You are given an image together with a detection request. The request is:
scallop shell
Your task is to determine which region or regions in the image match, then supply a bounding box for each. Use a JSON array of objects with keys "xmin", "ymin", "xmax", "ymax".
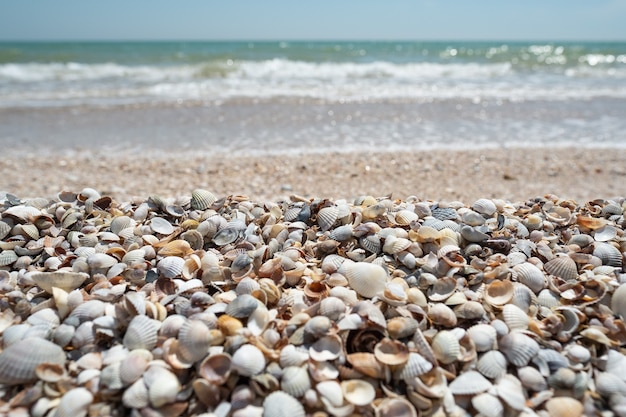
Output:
[
  {"xmin": 501, "ymin": 303, "xmax": 529, "ymax": 331},
  {"xmin": 54, "ymin": 387, "xmax": 93, "ymax": 417},
  {"xmin": 499, "ymin": 332, "xmax": 539, "ymax": 367},
  {"xmin": 232, "ymin": 344, "xmax": 266, "ymax": 377},
  {"xmin": 431, "ymin": 330, "xmax": 460, "ymax": 365},
  {"xmin": 123, "ymin": 378, "xmax": 150, "ymax": 409},
  {"xmin": 341, "ymin": 379, "xmax": 376, "ymax": 406},
  {"xmin": 0, "ymin": 337, "xmax": 66, "ymax": 385},
  {"xmin": 343, "ymin": 261, "xmax": 388, "ymax": 298},
  {"xmin": 145, "ymin": 365, "xmax": 181, "ymax": 408},
  {"xmin": 472, "ymin": 198, "xmax": 497, "ymax": 216},
  {"xmin": 397, "ymin": 352, "xmax": 433, "ymax": 379},
  {"xmin": 0, "ymin": 250, "xmax": 18, "ymax": 266},
  {"xmin": 225, "ymin": 293, "xmax": 259, "ymax": 318},
  {"xmin": 467, "ymin": 324, "xmax": 497, "ymax": 352},
  {"xmin": 593, "ymin": 242, "xmax": 623, "ymax": 267},
  {"xmin": 495, "ymin": 374, "xmax": 526, "ymax": 410},
  {"xmin": 544, "ymin": 255, "xmax": 578, "ymax": 280},
  {"xmin": 595, "ymin": 372, "xmax": 626, "ymax": 397},
  {"xmin": 262, "ymin": 390, "xmax": 305, "ymax": 417},
  {"xmin": 427, "ymin": 302, "xmax": 457, "ymax": 328},
  {"xmin": 476, "ymin": 350, "xmax": 508, "ymax": 379},
  {"xmin": 319, "ymin": 296, "xmax": 347, "ymax": 321},
  {"xmin": 395, "ymin": 209, "xmax": 419, "ymax": 226},
  {"xmin": 279, "ymin": 344, "xmax": 310, "ymax": 368},
  {"xmin": 123, "ymin": 315, "xmax": 159, "ymax": 351},
  {"xmin": 213, "ymin": 225, "xmax": 242, "ymax": 246},
  {"xmin": 280, "ymin": 366, "xmax": 311, "ymax": 398},
  {"xmin": 119, "ymin": 350, "xmax": 151, "ymax": 386},
  {"xmin": 157, "ymin": 256, "xmax": 185, "ymax": 278},
  {"xmin": 387, "ymin": 316, "xmax": 418, "ymax": 340},
  {"xmin": 449, "ymin": 370, "xmax": 493, "ymax": 395},
  {"xmin": 177, "ymin": 319, "xmax": 212, "ymax": 363},
  {"xmin": 318, "ymin": 206, "xmax": 339, "ymax": 232},
  {"xmin": 471, "ymin": 393, "xmax": 503, "ymax": 417},
  {"xmin": 191, "ymin": 189, "xmax": 217, "ymax": 210},
  {"xmin": 513, "ymin": 262, "xmax": 545, "ymax": 294},
  {"xmin": 0, "ymin": 221, "xmax": 11, "ymax": 240}
]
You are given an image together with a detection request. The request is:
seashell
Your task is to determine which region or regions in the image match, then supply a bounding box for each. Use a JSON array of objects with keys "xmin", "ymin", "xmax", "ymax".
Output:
[
  {"xmin": 329, "ymin": 224, "xmax": 354, "ymax": 241},
  {"xmin": 123, "ymin": 315, "xmax": 159, "ymax": 351},
  {"xmin": 544, "ymin": 255, "xmax": 578, "ymax": 280},
  {"xmin": 431, "ymin": 330, "xmax": 460, "ymax": 365},
  {"xmin": 612, "ymin": 283, "xmax": 626, "ymax": 321},
  {"xmin": 449, "ymin": 370, "xmax": 492, "ymax": 395},
  {"xmin": 501, "ymin": 303, "xmax": 529, "ymax": 330},
  {"xmin": 54, "ymin": 387, "xmax": 93, "ymax": 417},
  {"xmin": 280, "ymin": 366, "xmax": 311, "ymax": 398},
  {"xmin": 232, "ymin": 344, "xmax": 266, "ymax": 377},
  {"xmin": 595, "ymin": 372, "xmax": 626, "ymax": 397},
  {"xmin": 123, "ymin": 378, "xmax": 149, "ymax": 409},
  {"xmin": 513, "ymin": 262, "xmax": 545, "ymax": 294},
  {"xmin": 460, "ymin": 225, "xmax": 489, "ymax": 242},
  {"xmin": 427, "ymin": 302, "xmax": 457, "ymax": 328},
  {"xmin": 157, "ymin": 256, "xmax": 185, "ymax": 278},
  {"xmin": 412, "ymin": 225, "xmax": 440, "ymax": 243},
  {"xmin": 430, "ymin": 206, "xmax": 458, "ymax": 221},
  {"xmin": 119, "ymin": 349, "xmax": 151, "ymax": 386},
  {"xmin": 360, "ymin": 234, "xmax": 382, "ymax": 254},
  {"xmin": 0, "ymin": 250, "xmax": 18, "ymax": 266},
  {"xmin": 472, "ymin": 198, "xmax": 497, "ymax": 216},
  {"xmin": 0, "ymin": 220, "xmax": 11, "ymax": 240},
  {"xmin": 144, "ymin": 365, "xmax": 181, "ymax": 408},
  {"xmin": 427, "ymin": 276, "xmax": 457, "ymax": 302},
  {"xmin": 375, "ymin": 397, "xmax": 418, "ymax": 417},
  {"xmin": 499, "ymin": 332, "xmax": 539, "ymax": 367},
  {"xmin": 383, "ymin": 235, "xmax": 412, "ymax": 255},
  {"xmin": 177, "ymin": 319, "xmax": 211, "ymax": 363},
  {"xmin": 316, "ymin": 380, "xmax": 344, "ymax": 409},
  {"xmin": 0, "ymin": 337, "xmax": 66, "ymax": 385},
  {"xmin": 467, "ymin": 324, "xmax": 497, "ymax": 352},
  {"xmin": 374, "ymin": 338, "xmax": 409, "ymax": 366},
  {"xmin": 262, "ymin": 390, "xmax": 305, "ymax": 417},
  {"xmin": 213, "ymin": 224, "xmax": 244, "ymax": 246},
  {"xmin": 495, "ymin": 374, "xmax": 526, "ymax": 411},
  {"xmin": 318, "ymin": 206, "xmax": 339, "ymax": 232},
  {"xmin": 387, "ymin": 316, "xmax": 418, "ymax": 340},
  {"xmin": 68, "ymin": 299, "xmax": 106, "ymax": 323},
  {"xmin": 397, "ymin": 352, "xmax": 433, "ymax": 379},
  {"xmin": 343, "ymin": 261, "xmax": 388, "ymax": 298},
  {"xmin": 341, "ymin": 379, "xmax": 376, "ymax": 406},
  {"xmin": 594, "ymin": 224, "xmax": 617, "ymax": 242},
  {"xmin": 199, "ymin": 352, "xmax": 232, "ymax": 385},
  {"xmin": 544, "ymin": 397, "xmax": 584, "ymax": 417},
  {"xmin": 483, "ymin": 279, "xmax": 514, "ymax": 307},
  {"xmin": 310, "ymin": 335, "xmax": 343, "ymax": 362},
  {"xmin": 226, "ymin": 293, "xmax": 259, "ymax": 318},
  {"xmin": 346, "ymin": 352, "xmax": 386, "ymax": 379},
  {"xmin": 476, "ymin": 350, "xmax": 507, "ymax": 379},
  {"xmin": 157, "ymin": 239, "xmax": 193, "ymax": 257},
  {"xmin": 150, "ymin": 216, "xmax": 175, "ymax": 235},
  {"xmin": 471, "ymin": 393, "xmax": 503, "ymax": 417},
  {"xmin": 319, "ymin": 296, "xmax": 347, "ymax": 321},
  {"xmin": 517, "ymin": 366, "xmax": 547, "ymax": 391},
  {"xmin": 593, "ymin": 242, "xmax": 623, "ymax": 267},
  {"xmin": 454, "ymin": 300, "xmax": 486, "ymax": 321},
  {"xmin": 191, "ymin": 188, "xmax": 217, "ymax": 210},
  {"xmin": 279, "ymin": 344, "xmax": 310, "ymax": 368}
]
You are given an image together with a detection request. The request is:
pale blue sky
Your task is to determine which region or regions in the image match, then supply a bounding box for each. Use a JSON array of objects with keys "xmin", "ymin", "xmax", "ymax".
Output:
[{"xmin": 1, "ymin": 0, "xmax": 624, "ymax": 41}]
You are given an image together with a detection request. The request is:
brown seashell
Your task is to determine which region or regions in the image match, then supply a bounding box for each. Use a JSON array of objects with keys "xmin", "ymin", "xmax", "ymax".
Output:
[
  {"xmin": 544, "ymin": 397, "xmax": 584, "ymax": 417},
  {"xmin": 483, "ymin": 279, "xmax": 514, "ymax": 307},
  {"xmin": 157, "ymin": 239, "xmax": 193, "ymax": 257},
  {"xmin": 576, "ymin": 215, "xmax": 608, "ymax": 230},
  {"xmin": 374, "ymin": 338, "xmax": 410, "ymax": 366}
]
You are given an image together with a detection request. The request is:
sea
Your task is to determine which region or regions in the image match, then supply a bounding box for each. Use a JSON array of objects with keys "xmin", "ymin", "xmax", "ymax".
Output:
[{"xmin": 1, "ymin": 40, "xmax": 625, "ymax": 155}]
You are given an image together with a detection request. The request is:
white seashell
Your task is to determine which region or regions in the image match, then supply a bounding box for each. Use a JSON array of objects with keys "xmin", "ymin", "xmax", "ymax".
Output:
[
  {"xmin": 177, "ymin": 319, "xmax": 212, "ymax": 363},
  {"xmin": 225, "ymin": 293, "xmax": 259, "ymax": 318},
  {"xmin": 87, "ymin": 252, "xmax": 118, "ymax": 271},
  {"xmin": 0, "ymin": 250, "xmax": 18, "ymax": 266},
  {"xmin": 121, "ymin": 248, "xmax": 145, "ymax": 265},
  {"xmin": 343, "ymin": 261, "xmax": 388, "ymax": 298},
  {"xmin": 593, "ymin": 242, "xmax": 623, "ymax": 267},
  {"xmin": 318, "ymin": 206, "xmax": 339, "ymax": 231},
  {"xmin": 471, "ymin": 393, "xmax": 503, "ymax": 417},
  {"xmin": 513, "ymin": 262, "xmax": 545, "ymax": 294},
  {"xmin": 319, "ymin": 296, "xmax": 347, "ymax": 320},
  {"xmin": 329, "ymin": 224, "xmax": 354, "ymax": 241},
  {"xmin": 310, "ymin": 335, "xmax": 343, "ymax": 362},
  {"xmin": 594, "ymin": 225, "xmax": 617, "ymax": 242},
  {"xmin": 198, "ymin": 353, "xmax": 232, "ymax": 385},
  {"xmin": 448, "ymin": 370, "xmax": 492, "ymax": 395},
  {"xmin": 279, "ymin": 344, "xmax": 310, "ymax": 368},
  {"xmin": 123, "ymin": 315, "xmax": 159, "ymax": 351},
  {"xmin": 262, "ymin": 390, "xmax": 305, "ymax": 417},
  {"xmin": 375, "ymin": 397, "xmax": 418, "ymax": 417},
  {"xmin": 544, "ymin": 397, "xmax": 584, "ymax": 417},
  {"xmin": 397, "ymin": 352, "xmax": 433, "ymax": 379},
  {"xmin": 145, "ymin": 365, "xmax": 181, "ymax": 408},
  {"xmin": 472, "ymin": 198, "xmax": 497, "ymax": 216},
  {"xmin": 54, "ymin": 387, "xmax": 93, "ymax": 417},
  {"xmin": 29, "ymin": 271, "xmax": 89, "ymax": 294},
  {"xmin": 595, "ymin": 372, "xmax": 626, "ymax": 397},
  {"xmin": 122, "ymin": 378, "xmax": 149, "ymax": 409},
  {"xmin": 476, "ymin": 350, "xmax": 507, "ymax": 379},
  {"xmin": 191, "ymin": 189, "xmax": 217, "ymax": 210},
  {"xmin": 427, "ymin": 303, "xmax": 457, "ymax": 328},
  {"xmin": 232, "ymin": 344, "xmax": 266, "ymax": 377},
  {"xmin": 502, "ymin": 303, "xmax": 529, "ymax": 331},
  {"xmin": 236, "ymin": 276, "xmax": 261, "ymax": 295},
  {"xmin": 467, "ymin": 324, "xmax": 497, "ymax": 352},
  {"xmin": 612, "ymin": 283, "xmax": 626, "ymax": 321},
  {"xmin": 0, "ymin": 337, "xmax": 66, "ymax": 385},
  {"xmin": 544, "ymin": 255, "xmax": 578, "ymax": 280},
  {"xmin": 517, "ymin": 366, "xmax": 547, "ymax": 391},
  {"xmin": 150, "ymin": 216, "xmax": 175, "ymax": 235},
  {"xmin": 341, "ymin": 379, "xmax": 376, "ymax": 406},
  {"xmin": 431, "ymin": 330, "xmax": 460, "ymax": 365},
  {"xmin": 316, "ymin": 380, "xmax": 344, "ymax": 408},
  {"xmin": 119, "ymin": 349, "xmax": 151, "ymax": 386},
  {"xmin": 157, "ymin": 256, "xmax": 185, "ymax": 278},
  {"xmin": 281, "ymin": 366, "xmax": 311, "ymax": 398},
  {"xmin": 537, "ymin": 288, "xmax": 560, "ymax": 308},
  {"xmin": 499, "ymin": 332, "xmax": 539, "ymax": 367},
  {"xmin": 495, "ymin": 374, "xmax": 526, "ymax": 411}
]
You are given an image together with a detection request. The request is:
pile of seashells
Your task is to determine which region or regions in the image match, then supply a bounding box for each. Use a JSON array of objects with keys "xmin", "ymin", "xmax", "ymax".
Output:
[{"xmin": 0, "ymin": 188, "xmax": 625, "ymax": 417}]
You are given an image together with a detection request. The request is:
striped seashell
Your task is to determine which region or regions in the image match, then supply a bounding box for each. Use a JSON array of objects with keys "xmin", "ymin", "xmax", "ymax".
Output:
[
  {"xmin": 397, "ymin": 352, "xmax": 433, "ymax": 379},
  {"xmin": 87, "ymin": 252, "xmax": 118, "ymax": 271},
  {"xmin": 329, "ymin": 224, "xmax": 353, "ymax": 241},
  {"xmin": 123, "ymin": 315, "xmax": 159, "ymax": 351},
  {"xmin": 0, "ymin": 337, "xmax": 66, "ymax": 385},
  {"xmin": 263, "ymin": 390, "xmax": 305, "ymax": 417},
  {"xmin": 360, "ymin": 234, "xmax": 381, "ymax": 254},
  {"xmin": 495, "ymin": 374, "xmax": 526, "ymax": 411},
  {"xmin": 213, "ymin": 225, "xmax": 243, "ymax": 246},
  {"xmin": 513, "ymin": 262, "xmax": 545, "ymax": 294},
  {"xmin": 122, "ymin": 248, "xmax": 146, "ymax": 265},
  {"xmin": 110, "ymin": 215, "xmax": 135, "ymax": 235},
  {"xmin": 517, "ymin": 366, "xmax": 547, "ymax": 391},
  {"xmin": 341, "ymin": 379, "xmax": 376, "ymax": 406},
  {"xmin": 394, "ymin": 209, "xmax": 419, "ymax": 226},
  {"xmin": 0, "ymin": 220, "xmax": 11, "ymax": 240},
  {"xmin": 502, "ymin": 303, "xmax": 529, "ymax": 331},
  {"xmin": 190, "ymin": 189, "xmax": 217, "ymax": 211},
  {"xmin": 158, "ymin": 239, "xmax": 193, "ymax": 257},
  {"xmin": 544, "ymin": 255, "xmax": 578, "ymax": 280},
  {"xmin": 198, "ymin": 352, "xmax": 232, "ymax": 385},
  {"xmin": 499, "ymin": 332, "xmax": 539, "ymax": 367},
  {"xmin": 544, "ymin": 397, "xmax": 584, "ymax": 417},
  {"xmin": 280, "ymin": 366, "xmax": 311, "ymax": 398},
  {"xmin": 122, "ymin": 378, "xmax": 149, "ymax": 409},
  {"xmin": 593, "ymin": 242, "xmax": 622, "ymax": 267},
  {"xmin": 431, "ymin": 330, "xmax": 460, "ymax": 365},
  {"xmin": 18, "ymin": 223, "xmax": 39, "ymax": 240},
  {"xmin": 472, "ymin": 198, "xmax": 497, "ymax": 216},
  {"xmin": 383, "ymin": 235, "xmax": 412, "ymax": 255},
  {"xmin": 54, "ymin": 387, "xmax": 93, "ymax": 417},
  {"xmin": 319, "ymin": 296, "xmax": 347, "ymax": 320},
  {"xmin": 0, "ymin": 250, "xmax": 18, "ymax": 266},
  {"xmin": 27, "ymin": 308, "xmax": 60, "ymax": 328},
  {"xmin": 449, "ymin": 370, "xmax": 493, "ymax": 395},
  {"xmin": 510, "ymin": 282, "xmax": 536, "ymax": 313},
  {"xmin": 232, "ymin": 344, "xmax": 266, "ymax": 377},
  {"xmin": 594, "ymin": 225, "xmax": 617, "ymax": 242},
  {"xmin": 471, "ymin": 393, "xmax": 503, "ymax": 417},
  {"xmin": 343, "ymin": 261, "xmax": 387, "ymax": 298},
  {"xmin": 177, "ymin": 319, "xmax": 211, "ymax": 363},
  {"xmin": 431, "ymin": 207, "xmax": 458, "ymax": 221},
  {"xmin": 318, "ymin": 206, "xmax": 339, "ymax": 232},
  {"xmin": 595, "ymin": 372, "xmax": 626, "ymax": 397},
  {"xmin": 412, "ymin": 225, "xmax": 440, "ymax": 243},
  {"xmin": 279, "ymin": 344, "xmax": 310, "ymax": 368},
  {"xmin": 53, "ymin": 323, "xmax": 75, "ymax": 348},
  {"xmin": 145, "ymin": 365, "xmax": 181, "ymax": 408},
  {"xmin": 476, "ymin": 350, "xmax": 508, "ymax": 379},
  {"xmin": 157, "ymin": 256, "xmax": 185, "ymax": 278},
  {"xmin": 69, "ymin": 299, "xmax": 106, "ymax": 323},
  {"xmin": 236, "ymin": 276, "xmax": 261, "ymax": 295},
  {"xmin": 467, "ymin": 324, "xmax": 497, "ymax": 352},
  {"xmin": 454, "ymin": 300, "xmax": 487, "ymax": 320},
  {"xmin": 537, "ymin": 288, "xmax": 560, "ymax": 308}
]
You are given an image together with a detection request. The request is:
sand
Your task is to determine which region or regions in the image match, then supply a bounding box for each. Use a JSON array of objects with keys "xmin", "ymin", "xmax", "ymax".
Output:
[{"xmin": 2, "ymin": 147, "xmax": 625, "ymax": 203}]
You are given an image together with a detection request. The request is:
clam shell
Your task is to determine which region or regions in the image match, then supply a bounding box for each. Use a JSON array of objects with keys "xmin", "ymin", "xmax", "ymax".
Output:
[
  {"xmin": 191, "ymin": 189, "xmax": 217, "ymax": 210},
  {"xmin": 544, "ymin": 255, "xmax": 578, "ymax": 280},
  {"xmin": 68, "ymin": 299, "xmax": 106, "ymax": 323},
  {"xmin": 472, "ymin": 198, "xmax": 497, "ymax": 216},
  {"xmin": 427, "ymin": 276, "xmax": 457, "ymax": 302},
  {"xmin": 54, "ymin": 387, "xmax": 93, "ymax": 417},
  {"xmin": 467, "ymin": 324, "xmax": 497, "ymax": 352},
  {"xmin": 0, "ymin": 250, "xmax": 18, "ymax": 266},
  {"xmin": 279, "ymin": 344, "xmax": 310, "ymax": 368},
  {"xmin": 280, "ymin": 366, "xmax": 311, "ymax": 398},
  {"xmin": 517, "ymin": 366, "xmax": 547, "ymax": 391},
  {"xmin": 593, "ymin": 242, "xmax": 623, "ymax": 267},
  {"xmin": 346, "ymin": 352, "xmax": 386, "ymax": 379},
  {"xmin": 499, "ymin": 332, "xmax": 539, "ymax": 367},
  {"xmin": 431, "ymin": 330, "xmax": 460, "ymax": 365},
  {"xmin": 374, "ymin": 338, "xmax": 410, "ymax": 366},
  {"xmin": 225, "ymin": 293, "xmax": 259, "ymax": 318},
  {"xmin": 612, "ymin": 283, "xmax": 626, "ymax": 320},
  {"xmin": 123, "ymin": 378, "xmax": 149, "ymax": 409},
  {"xmin": 387, "ymin": 316, "xmax": 418, "ymax": 340},
  {"xmin": 262, "ymin": 390, "xmax": 305, "ymax": 417},
  {"xmin": 0, "ymin": 337, "xmax": 66, "ymax": 385},
  {"xmin": 513, "ymin": 262, "xmax": 545, "ymax": 294},
  {"xmin": 427, "ymin": 303, "xmax": 457, "ymax": 328},
  {"xmin": 123, "ymin": 315, "xmax": 159, "ymax": 351},
  {"xmin": 177, "ymin": 319, "xmax": 212, "ymax": 363},
  {"xmin": 341, "ymin": 379, "xmax": 376, "ymax": 406},
  {"xmin": 483, "ymin": 279, "xmax": 514, "ymax": 306},
  {"xmin": 471, "ymin": 393, "xmax": 503, "ymax": 417},
  {"xmin": 495, "ymin": 374, "xmax": 526, "ymax": 410},
  {"xmin": 397, "ymin": 352, "xmax": 433, "ymax": 379},
  {"xmin": 395, "ymin": 209, "xmax": 419, "ymax": 226},
  {"xmin": 119, "ymin": 349, "xmax": 151, "ymax": 386},
  {"xmin": 595, "ymin": 372, "xmax": 626, "ymax": 397},
  {"xmin": 476, "ymin": 350, "xmax": 508, "ymax": 379},
  {"xmin": 310, "ymin": 335, "xmax": 343, "ymax": 362},
  {"xmin": 343, "ymin": 261, "xmax": 388, "ymax": 298},
  {"xmin": 501, "ymin": 303, "xmax": 529, "ymax": 331},
  {"xmin": 199, "ymin": 352, "xmax": 232, "ymax": 385},
  {"xmin": 232, "ymin": 344, "xmax": 266, "ymax": 377},
  {"xmin": 544, "ymin": 397, "xmax": 584, "ymax": 417},
  {"xmin": 157, "ymin": 256, "xmax": 185, "ymax": 278},
  {"xmin": 319, "ymin": 296, "xmax": 347, "ymax": 320},
  {"xmin": 158, "ymin": 239, "xmax": 193, "ymax": 257},
  {"xmin": 150, "ymin": 216, "xmax": 175, "ymax": 235},
  {"xmin": 318, "ymin": 206, "xmax": 339, "ymax": 232},
  {"xmin": 449, "ymin": 370, "xmax": 492, "ymax": 395},
  {"xmin": 145, "ymin": 365, "xmax": 181, "ymax": 408}
]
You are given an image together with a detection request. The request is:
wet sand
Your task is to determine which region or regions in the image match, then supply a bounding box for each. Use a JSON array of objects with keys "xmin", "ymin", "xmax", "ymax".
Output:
[{"xmin": 3, "ymin": 147, "xmax": 625, "ymax": 203}]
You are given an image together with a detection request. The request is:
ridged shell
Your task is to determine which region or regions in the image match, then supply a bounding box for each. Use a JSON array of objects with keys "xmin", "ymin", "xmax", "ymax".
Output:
[
  {"xmin": 387, "ymin": 316, "xmax": 418, "ymax": 340},
  {"xmin": 595, "ymin": 372, "xmax": 626, "ymax": 397},
  {"xmin": 318, "ymin": 206, "xmax": 339, "ymax": 232},
  {"xmin": 262, "ymin": 390, "xmax": 305, "ymax": 417},
  {"xmin": 397, "ymin": 352, "xmax": 433, "ymax": 379},
  {"xmin": 123, "ymin": 315, "xmax": 159, "ymax": 351},
  {"xmin": 395, "ymin": 209, "xmax": 419, "ymax": 226},
  {"xmin": 316, "ymin": 380, "xmax": 344, "ymax": 407},
  {"xmin": 329, "ymin": 224, "xmax": 353, "ymax": 241},
  {"xmin": 449, "ymin": 370, "xmax": 493, "ymax": 395},
  {"xmin": 280, "ymin": 366, "xmax": 311, "ymax": 398},
  {"xmin": 495, "ymin": 374, "xmax": 526, "ymax": 410},
  {"xmin": 0, "ymin": 337, "xmax": 66, "ymax": 385},
  {"xmin": 177, "ymin": 319, "xmax": 211, "ymax": 363},
  {"xmin": 157, "ymin": 256, "xmax": 185, "ymax": 278},
  {"xmin": 145, "ymin": 366, "xmax": 181, "ymax": 408},
  {"xmin": 471, "ymin": 393, "xmax": 503, "ymax": 417},
  {"xmin": 472, "ymin": 198, "xmax": 497, "ymax": 216},
  {"xmin": 513, "ymin": 262, "xmax": 545, "ymax": 294},
  {"xmin": 119, "ymin": 350, "xmax": 151, "ymax": 386},
  {"xmin": 427, "ymin": 303, "xmax": 457, "ymax": 328},
  {"xmin": 476, "ymin": 350, "xmax": 507, "ymax": 379},
  {"xmin": 593, "ymin": 242, "xmax": 623, "ymax": 267},
  {"xmin": 360, "ymin": 234, "xmax": 382, "ymax": 254},
  {"xmin": 467, "ymin": 324, "xmax": 497, "ymax": 352},
  {"xmin": 431, "ymin": 330, "xmax": 460, "ymax": 365},
  {"xmin": 0, "ymin": 250, "xmax": 18, "ymax": 266},
  {"xmin": 310, "ymin": 335, "xmax": 343, "ymax": 362},
  {"xmin": 232, "ymin": 344, "xmax": 266, "ymax": 377},
  {"xmin": 499, "ymin": 332, "xmax": 539, "ymax": 367},
  {"xmin": 225, "ymin": 293, "xmax": 259, "ymax": 318},
  {"xmin": 594, "ymin": 225, "xmax": 617, "ymax": 242},
  {"xmin": 544, "ymin": 255, "xmax": 578, "ymax": 280},
  {"xmin": 343, "ymin": 261, "xmax": 387, "ymax": 298},
  {"xmin": 191, "ymin": 189, "xmax": 217, "ymax": 210},
  {"xmin": 0, "ymin": 221, "xmax": 10, "ymax": 240},
  {"xmin": 502, "ymin": 303, "xmax": 529, "ymax": 331},
  {"xmin": 341, "ymin": 379, "xmax": 376, "ymax": 406},
  {"xmin": 122, "ymin": 378, "xmax": 149, "ymax": 409},
  {"xmin": 374, "ymin": 338, "xmax": 410, "ymax": 366},
  {"xmin": 319, "ymin": 296, "xmax": 347, "ymax": 320},
  {"xmin": 54, "ymin": 387, "xmax": 93, "ymax": 417},
  {"xmin": 279, "ymin": 345, "xmax": 310, "ymax": 368}
]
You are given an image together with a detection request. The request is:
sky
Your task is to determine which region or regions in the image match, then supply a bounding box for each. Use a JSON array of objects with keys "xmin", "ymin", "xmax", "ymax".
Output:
[{"xmin": 0, "ymin": 0, "xmax": 625, "ymax": 42}]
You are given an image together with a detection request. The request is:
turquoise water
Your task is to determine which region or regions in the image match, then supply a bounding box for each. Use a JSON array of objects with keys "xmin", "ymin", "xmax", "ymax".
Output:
[{"xmin": 0, "ymin": 41, "xmax": 625, "ymax": 152}]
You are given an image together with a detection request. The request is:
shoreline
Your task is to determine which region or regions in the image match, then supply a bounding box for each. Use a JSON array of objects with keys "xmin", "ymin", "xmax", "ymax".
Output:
[{"xmin": 3, "ymin": 147, "xmax": 625, "ymax": 203}]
